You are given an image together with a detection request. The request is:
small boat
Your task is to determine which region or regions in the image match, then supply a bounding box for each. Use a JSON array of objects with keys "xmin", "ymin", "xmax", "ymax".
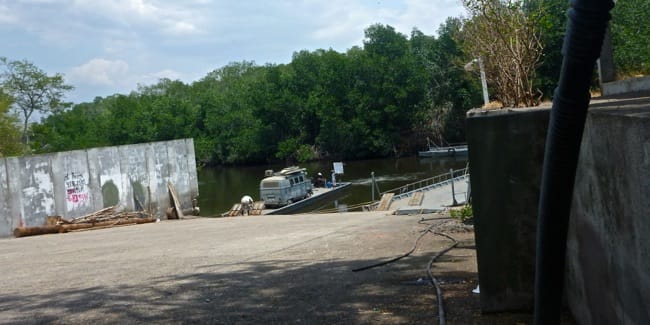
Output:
[
  {"xmin": 418, "ymin": 142, "xmax": 468, "ymax": 158},
  {"xmin": 418, "ymin": 145, "xmax": 468, "ymax": 157}
]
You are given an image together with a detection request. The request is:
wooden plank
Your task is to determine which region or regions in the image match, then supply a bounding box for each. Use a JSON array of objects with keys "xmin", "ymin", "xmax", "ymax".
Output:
[
  {"xmin": 376, "ymin": 193, "xmax": 395, "ymax": 211},
  {"xmin": 228, "ymin": 204, "xmax": 242, "ymax": 216},
  {"xmin": 408, "ymin": 191, "xmax": 424, "ymax": 206},
  {"xmin": 250, "ymin": 201, "xmax": 265, "ymax": 215},
  {"xmin": 168, "ymin": 182, "xmax": 185, "ymax": 219}
]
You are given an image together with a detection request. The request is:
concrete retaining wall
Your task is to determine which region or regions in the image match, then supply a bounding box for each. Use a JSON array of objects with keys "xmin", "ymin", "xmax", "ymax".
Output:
[
  {"xmin": 0, "ymin": 138, "xmax": 198, "ymax": 237},
  {"xmin": 565, "ymin": 99, "xmax": 650, "ymax": 323},
  {"xmin": 466, "ymin": 96, "xmax": 650, "ymax": 323}
]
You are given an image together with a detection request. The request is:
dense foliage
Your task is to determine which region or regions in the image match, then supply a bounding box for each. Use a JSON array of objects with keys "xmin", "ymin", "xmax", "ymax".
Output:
[
  {"xmin": 0, "ymin": 91, "xmax": 22, "ymax": 157},
  {"xmin": 30, "ymin": 23, "xmax": 483, "ymax": 165},
  {"xmin": 610, "ymin": 0, "xmax": 650, "ymax": 76}
]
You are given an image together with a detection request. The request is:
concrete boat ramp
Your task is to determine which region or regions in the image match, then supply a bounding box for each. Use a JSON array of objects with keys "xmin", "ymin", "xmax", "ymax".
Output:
[{"xmin": 376, "ymin": 168, "xmax": 470, "ymax": 215}]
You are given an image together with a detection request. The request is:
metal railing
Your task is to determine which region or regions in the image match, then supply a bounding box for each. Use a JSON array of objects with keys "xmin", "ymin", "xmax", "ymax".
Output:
[{"xmin": 379, "ymin": 167, "xmax": 469, "ymax": 197}]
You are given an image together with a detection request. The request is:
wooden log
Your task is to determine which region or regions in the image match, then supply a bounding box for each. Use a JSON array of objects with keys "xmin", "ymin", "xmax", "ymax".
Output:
[
  {"xmin": 66, "ymin": 218, "xmax": 156, "ymax": 232},
  {"xmin": 14, "ymin": 225, "xmax": 66, "ymax": 237},
  {"xmin": 14, "ymin": 217, "xmax": 156, "ymax": 238}
]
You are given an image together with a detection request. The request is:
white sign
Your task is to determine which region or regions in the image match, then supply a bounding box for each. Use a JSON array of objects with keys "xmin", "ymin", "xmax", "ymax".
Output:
[{"xmin": 333, "ymin": 162, "xmax": 344, "ymax": 174}]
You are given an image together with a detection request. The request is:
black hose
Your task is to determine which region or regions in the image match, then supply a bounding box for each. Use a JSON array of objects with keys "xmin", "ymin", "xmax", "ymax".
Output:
[
  {"xmin": 352, "ymin": 220, "xmax": 461, "ymax": 325},
  {"xmin": 534, "ymin": 0, "xmax": 614, "ymax": 324},
  {"xmin": 426, "ymin": 231, "xmax": 458, "ymax": 325},
  {"xmin": 352, "ymin": 222, "xmax": 436, "ymax": 272}
]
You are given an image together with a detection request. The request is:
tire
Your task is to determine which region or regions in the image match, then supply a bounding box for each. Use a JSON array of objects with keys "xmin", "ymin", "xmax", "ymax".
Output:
[{"xmin": 448, "ymin": 148, "xmax": 456, "ymax": 156}]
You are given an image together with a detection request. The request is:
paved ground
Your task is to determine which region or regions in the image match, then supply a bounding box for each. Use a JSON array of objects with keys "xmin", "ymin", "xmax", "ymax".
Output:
[{"xmin": 0, "ymin": 210, "xmax": 565, "ymax": 324}]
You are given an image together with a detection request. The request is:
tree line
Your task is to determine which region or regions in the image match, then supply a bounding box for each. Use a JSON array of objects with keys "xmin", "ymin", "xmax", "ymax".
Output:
[{"xmin": 1, "ymin": 0, "xmax": 648, "ymax": 165}]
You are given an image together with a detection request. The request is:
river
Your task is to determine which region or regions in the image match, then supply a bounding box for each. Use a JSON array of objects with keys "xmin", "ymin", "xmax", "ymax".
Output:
[{"xmin": 197, "ymin": 155, "xmax": 468, "ymax": 216}]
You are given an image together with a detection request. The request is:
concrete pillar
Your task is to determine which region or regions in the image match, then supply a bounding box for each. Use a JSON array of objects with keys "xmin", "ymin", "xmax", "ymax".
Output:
[{"xmin": 466, "ymin": 107, "xmax": 550, "ymax": 312}]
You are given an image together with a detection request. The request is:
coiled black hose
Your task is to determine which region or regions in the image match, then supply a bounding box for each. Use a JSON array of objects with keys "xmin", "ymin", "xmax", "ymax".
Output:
[{"xmin": 534, "ymin": 0, "xmax": 614, "ymax": 324}]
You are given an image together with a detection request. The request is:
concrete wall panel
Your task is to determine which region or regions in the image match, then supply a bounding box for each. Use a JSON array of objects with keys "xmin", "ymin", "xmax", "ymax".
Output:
[
  {"xmin": 119, "ymin": 144, "xmax": 149, "ymax": 211},
  {"xmin": 19, "ymin": 154, "xmax": 56, "ymax": 226},
  {"xmin": 86, "ymin": 148, "xmax": 103, "ymax": 209},
  {"xmin": 0, "ymin": 158, "xmax": 10, "ymax": 235},
  {"xmin": 167, "ymin": 139, "xmax": 192, "ymax": 210},
  {"xmin": 6, "ymin": 157, "xmax": 23, "ymax": 229},
  {"xmin": 96, "ymin": 146, "xmax": 124, "ymax": 209},
  {"xmin": 0, "ymin": 139, "xmax": 199, "ymax": 237},
  {"xmin": 185, "ymin": 138, "xmax": 199, "ymax": 203},
  {"xmin": 58, "ymin": 150, "xmax": 94, "ymax": 217},
  {"xmin": 149, "ymin": 142, "xmax": 170, "ymax": 216}
]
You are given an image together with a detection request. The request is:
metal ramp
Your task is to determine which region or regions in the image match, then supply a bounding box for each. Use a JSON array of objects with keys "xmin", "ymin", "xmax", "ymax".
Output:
[{"xmin": 372, "ymin": 167, "xmax": 470, "ymax": 214}]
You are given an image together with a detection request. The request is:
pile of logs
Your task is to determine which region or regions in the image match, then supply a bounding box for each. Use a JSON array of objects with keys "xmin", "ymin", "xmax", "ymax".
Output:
[{"xmin": 13, "ymin": 206, "xmax": 156, "ymax": 238}]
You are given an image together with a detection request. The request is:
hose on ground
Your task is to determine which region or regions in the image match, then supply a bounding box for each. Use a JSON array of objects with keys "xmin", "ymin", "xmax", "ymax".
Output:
[
  {"xmin": 351, "ymin": 221, "xmax": 437, "ymax": 272},
  {"xmin": 350, "ymin": 215, "xmax": 460, "ymax": 325},
  {"xmin": 426, "ymin": 231, "xmax": 459, "ymax": 325}
]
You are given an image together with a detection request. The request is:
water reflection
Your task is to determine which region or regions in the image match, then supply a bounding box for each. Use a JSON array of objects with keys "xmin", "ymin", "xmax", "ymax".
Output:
[{"xmin": 198, "ymin": 155, "xmax": 467, "ymax": 216}]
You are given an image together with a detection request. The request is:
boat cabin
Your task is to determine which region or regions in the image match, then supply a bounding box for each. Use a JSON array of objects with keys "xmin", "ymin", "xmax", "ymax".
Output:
[{"xmin": 259, "ymin": 166, "xmax": 313, "ymax": 208}]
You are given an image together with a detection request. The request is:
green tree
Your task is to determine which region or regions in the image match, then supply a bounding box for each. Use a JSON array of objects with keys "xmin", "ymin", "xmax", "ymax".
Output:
[
  {"xmin": 0, "ymin": 57, "xmax": 73, "ymax": 147},
  {"xmin": 346, "ymin": 24, "xmax": 425, "ymax": 157},
  {"xmin": 610, "ymin": 0, "xmax": 650, "ymax": 76},
  {"xmin": 524, "ymin": 0, "xmax": 569, "ymax": 98},
  {"xmin": 0, "ymin": 91, "xmax": 22, "ymax": 156},
  {"xmin": 411, "ymin": 19, "xmax": 481, "ymax": 146},
  {"xmin": 31, "ymin": 98, "xmax": 111, "ymax": 153}
]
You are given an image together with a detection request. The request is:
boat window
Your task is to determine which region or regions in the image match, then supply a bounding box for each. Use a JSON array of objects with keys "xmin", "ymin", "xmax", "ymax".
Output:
[
  {"xmin": 299, "ymin": 176, "xmax": 304, "ymax": 183},
  {"xmin": 290, "ymin": 178, "xmax": 294, "ymax": 186}
]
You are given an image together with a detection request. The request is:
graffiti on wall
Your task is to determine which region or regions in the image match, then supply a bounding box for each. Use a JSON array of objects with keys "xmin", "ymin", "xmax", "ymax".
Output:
[{"xmin": 65, "ymin": 172, "xmax": 89, "ymax": 204}]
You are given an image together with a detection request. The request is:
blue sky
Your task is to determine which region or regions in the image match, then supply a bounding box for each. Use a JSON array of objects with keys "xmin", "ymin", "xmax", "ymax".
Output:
[{"xmin": 1, "ymin": 0, "xmax": 465, "ymax": 104}]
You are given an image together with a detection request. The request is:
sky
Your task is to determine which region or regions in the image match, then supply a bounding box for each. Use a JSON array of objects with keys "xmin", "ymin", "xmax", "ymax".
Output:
[{"xmin": 1, "ymin": 0, "xmax": 466, "ymax": 104}]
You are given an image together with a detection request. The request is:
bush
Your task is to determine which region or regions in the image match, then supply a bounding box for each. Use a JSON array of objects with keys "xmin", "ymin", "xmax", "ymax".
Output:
[{"xmin": 450, "ymin": 204, "xmax": 473, "ymax": 223}]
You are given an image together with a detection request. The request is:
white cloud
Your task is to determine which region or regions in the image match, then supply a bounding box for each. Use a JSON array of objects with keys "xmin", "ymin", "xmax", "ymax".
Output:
[
  {"xmin": 307, "ymin": 0, "xmax": 464, "ymax": 49},
  {"xmin": 167, "ymin": 21, "xmax": 198, "ymax": 35},
  {"xmin": 141, "ymin": 69, "xmax": 184, "ymax": 84},
  {"xmin": 0, "ymin": 4, "xmax": 17, "ymax": 24},
  {"xmin": 394, "ymin": 0, "xmax": 465, "ymax": 34},
  {"xmin": 310, "ymin": 1, "xmax": 383, "ymax": 43},
  {"xmin": 68, "ymin": 58, "xmax": 130, "ymax": 86},
  {"xmin": 71, "ymin": 0, "xmax": 205, "ymax": 36}
]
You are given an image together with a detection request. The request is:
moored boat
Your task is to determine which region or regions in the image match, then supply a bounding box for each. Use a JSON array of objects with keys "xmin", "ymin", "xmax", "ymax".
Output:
[{"xmin": 418, "ymin": 144, "xmax": 468, "ymax": 157}]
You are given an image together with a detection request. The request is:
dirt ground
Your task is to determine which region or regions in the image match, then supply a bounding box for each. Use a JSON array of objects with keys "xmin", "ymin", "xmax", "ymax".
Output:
[{"xmin": 0, "ymin": 210, "xmax": 572, "ymax": 324}]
